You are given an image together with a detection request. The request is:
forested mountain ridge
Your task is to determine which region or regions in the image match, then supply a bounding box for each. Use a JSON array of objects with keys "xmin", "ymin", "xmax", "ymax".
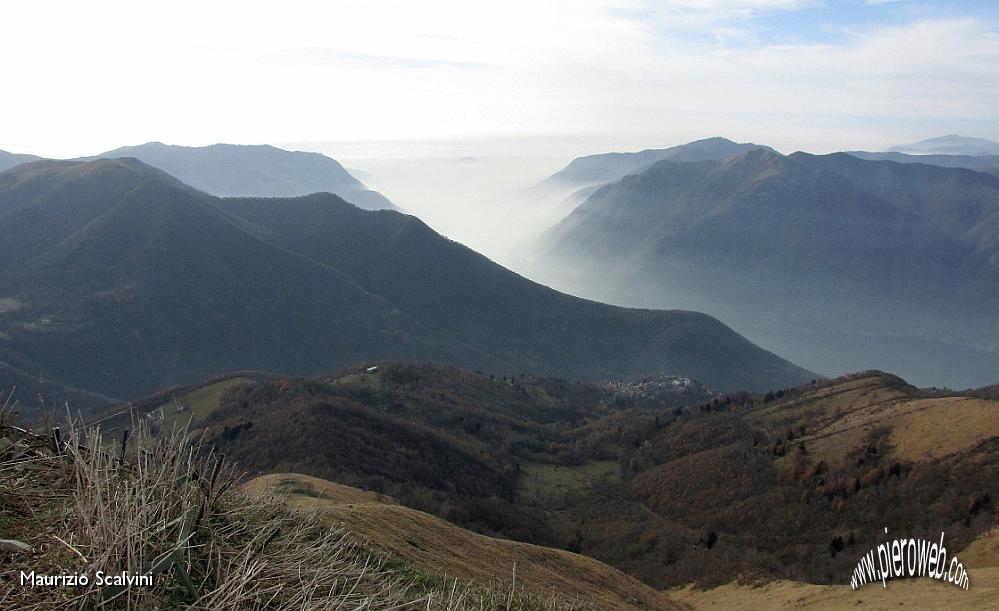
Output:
[
  {"xmin": 0, "ymin": 157, "xmax": 812, "ymax": 415},
  {"xmin": 94, "ymin": 141, "xmax": 398, "ymax": 210},
  {"xmin": 846, "ymin": 150, "xmax": 999, "ymax": 176},
  {"xmin": 538, "ymin": 136, "xmax": 773, "ymax": 191},
  {"xmin": 541, "ymin": 148, "xmax": 999, "ymax": 388}
]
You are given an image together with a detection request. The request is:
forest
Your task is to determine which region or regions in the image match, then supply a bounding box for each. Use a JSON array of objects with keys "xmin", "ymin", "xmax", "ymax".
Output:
[{"xmin": 107, "ymin": 362, "xmax": 998, "ymax": 589}]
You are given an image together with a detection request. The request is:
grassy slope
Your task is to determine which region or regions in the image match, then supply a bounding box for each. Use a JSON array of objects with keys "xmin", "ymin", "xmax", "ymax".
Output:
[
  {"xmin": 154, "ymin": 377, "xmax": 254, "ymax": 431},
  {"xmin": 673, "ymin": 528, "xmax": 999, "ymax": 609},
  {"xmin": 96, "ymin": 372, "xmax": 269, "ymax": 436},
  {"xmin": 518, "ymin": 460, "xmax": 620, "ymax": 506},
  {"xmin": 569, "ymin": 371, "xmax": 998, "ymax": 588},
  {"xmin": 244, "ymin": 472, "xmax": 679, "ymax": 610},
  {"xmin": 747, "ymin": 373, "xmax": 999, "ymax": 469},
  {"xmin": 245, "ymin": 473, "xmax": 399, "ymax": 506},
  {"xmin": 0, "ymin": 423, "xmax": 418, "ymax": 609},
  {"xmin": 2, "ymin": 421, "xmax": 605, "ymax": 610},
  {"xmin": 678, "ymin": 376, "xmax": 999, "ymax": 611},
  {"xmin": 669, "ymin": 372, "xmax": 999, "ymax": 608}
]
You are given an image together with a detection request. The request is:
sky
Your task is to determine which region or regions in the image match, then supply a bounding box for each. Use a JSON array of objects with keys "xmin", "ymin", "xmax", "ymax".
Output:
[{"xmin": 2, "ymin": 0, "xmax": 998, "ymax": 159}]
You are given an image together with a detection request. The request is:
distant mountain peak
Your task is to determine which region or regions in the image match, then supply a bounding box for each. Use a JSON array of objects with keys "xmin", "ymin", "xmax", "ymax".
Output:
[
  {"xmin": 683, "ymin": 136, "xmax": 739, "ymax": 147},
  {"xmin": 67, "ymin": 155, "xmax": 191, "ymax": 183},
  {"xmin": 0, "ymin": 157, "xmax": 203, "ymax": 214},
  {"xmin": 89, "ymin": 155, "xmax": 158, "ymax": 172},
  {"xmin": 889, "ymin": 134, "xmax": 999, "ymax": 156},
  {"xmin": 0, "ymin": 148, "xmax": 43, "ymax": 173},
  {"xmin": 539, "ymin": 136, "xmax": 775, "ymax": 191},
  {"xmin": 732, "ymin": 145, "xmax": 785, "ymax": 163},
  {"xmin": 90, "ymin": 141, "xmax": 399, "ymax": 210}
]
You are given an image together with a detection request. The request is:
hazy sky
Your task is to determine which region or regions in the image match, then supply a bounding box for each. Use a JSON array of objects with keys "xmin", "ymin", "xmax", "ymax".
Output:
[{"xmin": 3, "ymin": 0, "xmax": 998, "ymax": 158}]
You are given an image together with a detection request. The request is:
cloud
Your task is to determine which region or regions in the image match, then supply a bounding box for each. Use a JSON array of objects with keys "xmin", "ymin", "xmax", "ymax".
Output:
[
  {"xmin": 260, "ymin": 47, "xmax": 484, "ymax": 71},
  {"xmin": 0, "ymin": 1, "xmax": 996, "ymax": 157}
]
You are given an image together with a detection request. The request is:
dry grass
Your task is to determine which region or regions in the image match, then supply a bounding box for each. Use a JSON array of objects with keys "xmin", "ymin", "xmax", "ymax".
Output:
[
  {"xmin": 671, "ymin": 569, "xmax": 999, "ymax": 610},
  {"xmin": 0, "ymin": 420, "xmax": 418, "ymax": 610},
  {"xmin": 244, "ymin": 473, "xmax": 399, "ymax": 507},
  {"xmin": 517, "ymin": 461, "xmax": 619, "ymax": 506},
  {"xmin": 155, "ymin": 377, "xmax": 254, "ymax": 431},
  {"xmin": 672, "ymin": 528, "xmax": 999, "ymax": 610},
  {"xmin": 0, "ymin": 416, "xmax": 601, "ymax": 610},
  {"xmin": 246, "ymin": 472, "xmax": 680, "ymax": 610},
  {"xmin": 752, "ymin": 374, "xmax": 999, "ymax": 469},
  {"xmin": 670, "ymin": 490, "xmax": 999, "ymax": 610},
  {"xmin": 961, "ymin": 527, "xmax": 999, "ymax": 569},
  {"xmin": 888, "ymin": 397, "xmax": 999, "ymax": 461}
]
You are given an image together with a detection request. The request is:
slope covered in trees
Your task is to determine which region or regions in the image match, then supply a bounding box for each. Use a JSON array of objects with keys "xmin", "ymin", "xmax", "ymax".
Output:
[
  {"xmin": 537, "ymin": 136, "xmax": 772, "ymax": 191},
  {"xmin": 110, "ymin": 362, "xmax": 999, "ymax": 591},
  {"xmin": 0, "ymin": 158, "xmax": 811, "ymax": 415},
  {"xmin": 541, "ymin": 148, "xmax": 999, "ymax": 388}
]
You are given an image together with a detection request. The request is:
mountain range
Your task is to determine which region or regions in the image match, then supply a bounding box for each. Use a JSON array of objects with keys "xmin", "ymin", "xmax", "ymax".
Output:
[
  {"xmin": 541, "ymin": 146, "xmax": 999, "ymax": 388},
  {"xmin": 846, "ymin": 150, "xmax": 999, "ymax": 176},
  {"xmin": 92, "ymin": 142, "xmax": 398, "ymax": 210},
  {"xmin": 538, "ymin": 136, "xmax": 772, "ymax": 191},
  {"xmin": 0, "ymin": 149, "xmax": 41, "ymax": 173},
  {"xmin": 0, "ymin": 142, "xmax": 396, "ymax": 211},
  {"xmin": 0, "ymin": 157, "xmax": 811, "ymax": 414},
  {"xmin": 889, "ymin": 134, "xmax": 999, "ymax": 156}
]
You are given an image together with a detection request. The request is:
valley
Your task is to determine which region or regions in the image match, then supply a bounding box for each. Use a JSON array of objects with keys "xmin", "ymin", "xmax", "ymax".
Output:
[
  {"xmin": 5, "ymin": 1, "xmax": 999, "ymax": 606},
  {"xmin": 88, "ymin": 361, "xmax": 998, "ymax": 597},
  {"xmin": 2, "ymin": 133, "xmax": 998, "ymax": 608},
  {"xmin": 0, "ymin": 157, "xmax": 810, "ymax": 418},
  {"xmin": 535, "ymin": 141, "xmax": 999, "ymax": 389},
  {"xmin": 243, "ymin": 473, "xmax": 678, "ymax": 610}
]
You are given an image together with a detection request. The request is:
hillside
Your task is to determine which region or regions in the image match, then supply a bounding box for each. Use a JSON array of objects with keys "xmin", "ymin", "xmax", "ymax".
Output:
[
  {"xmin": 538, "ymin": 137, "xmax": 772, "ymax": 191},
  {"xmin": 0, "ymin": 158, "xmax": 812, "ymax": 415},
  {"xmin": 547, "ymin": 149, "xmax": 999, "ymax": 308},
  {"xmin": 211, "ymin": 192, "xmax": 810, "ymax": 392},
  {"xmin": 0, "ymin": 158, "xmax": 409, "ymax": 411},
  {"xmin": 673, "ymin": 528, "xmax": 999, "ymax": 609},
  {"xmin": 608, "ymin": 371, "xmax": 998, "ymax": 587},
  {"xmin": 106, "ymin": 363, "xmax": 623, "ymax": 546},
  {"xmin": 969, "ymin": 383, "xmax": 999, "ymax": 401},
  {"xmin": 889, "ymin": 134, "xmax": 999, "ymax": 156},
  {"xmin": 745, "ymin": 373, "xmax": 999, "ymax": 467},
  {"xmin": 0, "ymin": 417, "xmax": 608, "ymax": 609},
  {"xmin": 245, "ymin": 473, "xmax": 680, "ymax": 610},
  {"xmin": 541, "ymin": 148, "xmax": 999, "ymax": 388},
  {"xmin": 0, "ymin": 358, "xmax": 114, "ymax": 415},
  {"xmin": 114, "ymin": 363, "xmax": 998, "ymax": 594},
  {"xmin": 0, "ymin": 149, "xmax": 41, "ymax": 172},
  {"xmin": 95, "ymin": 141, "xmax": 398, "ymax": 210},
  {"xmin": 846, "ymin": 150, "xmax": 999, "ymax": 176}
]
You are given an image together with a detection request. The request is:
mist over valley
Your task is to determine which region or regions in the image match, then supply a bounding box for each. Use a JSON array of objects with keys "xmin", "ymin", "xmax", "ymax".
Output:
[{"xmin": 3, "ymin": 2, "xmax": 998, "ymax": 608}]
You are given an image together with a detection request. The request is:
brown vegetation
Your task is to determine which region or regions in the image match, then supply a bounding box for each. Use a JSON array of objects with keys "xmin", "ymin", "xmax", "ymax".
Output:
[
  {"xmin": 246, "ymin": 472, "xmax": 679, "ymax": 610},
  {"xmin": 92, "ymin": 364, "xmax": 999, "ymax": 594},
  {"xmin": 0, "ymin": 414, "xmax": 605, "ymax": 609}
]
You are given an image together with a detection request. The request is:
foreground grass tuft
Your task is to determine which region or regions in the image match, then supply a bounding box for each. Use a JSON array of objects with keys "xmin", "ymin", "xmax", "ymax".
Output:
[{"xmin": 0, "ymin": 409, "xmax": 590, "ymax": 610}]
